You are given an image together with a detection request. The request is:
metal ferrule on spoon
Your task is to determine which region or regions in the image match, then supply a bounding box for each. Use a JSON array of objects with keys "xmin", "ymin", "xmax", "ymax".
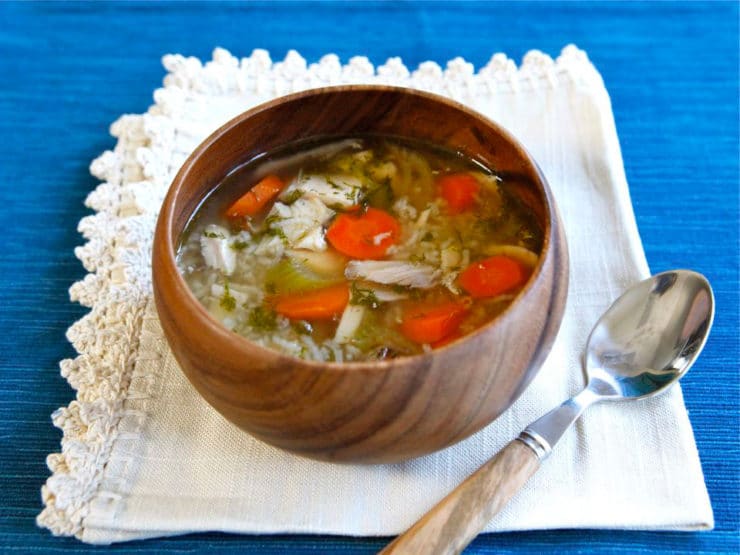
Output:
[{"xmin": 517, "ymin": 386, "xmax": 601, "ymax": 460}]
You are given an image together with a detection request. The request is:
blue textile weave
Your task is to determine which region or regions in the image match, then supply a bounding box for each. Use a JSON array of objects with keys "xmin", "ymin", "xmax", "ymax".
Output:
[{"xmin": 0, "ymin": 2, "xmax": 737, "ymax": 553}]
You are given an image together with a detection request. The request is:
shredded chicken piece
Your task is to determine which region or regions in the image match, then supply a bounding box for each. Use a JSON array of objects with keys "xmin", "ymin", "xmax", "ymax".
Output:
[
  {"xmin": 365, "ymin": 285, "xmax": 408, "ymax": 302},
  {"xmin": 281, "ymin": 174, "xmax": 363, "ymax": 208},
  {"xmin": 268, "ymin": 194, "xmax": 334, "ymax": 251},
  {"xmin": 200, "ymin": 225, "xmax": 236, "ymax": 275},
  {"xmin": 392, "ymin": 197, "xmax": 417, "ymax": 220},
  {"xmin": 345, "ymin": 260, "xmax": 440, "ymax": 289}
]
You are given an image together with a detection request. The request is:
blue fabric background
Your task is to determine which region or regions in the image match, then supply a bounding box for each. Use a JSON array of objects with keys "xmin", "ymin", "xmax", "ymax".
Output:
[{"xmin": 1, "ymin": 1, "xmax": 737, "ymax": 553}]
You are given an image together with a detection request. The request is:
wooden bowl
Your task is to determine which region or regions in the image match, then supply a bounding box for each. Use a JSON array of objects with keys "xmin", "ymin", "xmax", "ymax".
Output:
[{"xmin": 152, "ymin": 86, "xmax": 568, "ymax": 463}]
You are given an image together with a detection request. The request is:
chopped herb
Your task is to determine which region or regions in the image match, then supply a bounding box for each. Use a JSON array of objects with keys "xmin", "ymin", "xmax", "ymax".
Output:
[
  {"xmin": 219, "ymin": 281, "xmax": 236, "ymax": 312},
  {"xmin": 363, "ymin": 179, "xmax": 394, "ymax": 211},
  {"xmin": 230, "ymin": 240, "xmax": 249, "ymax": 251},
  {"xmin": 265, "ymin": 225, "xmax": 288, "ymax": 242},
  {"xmin": 203, "ymin": 230, "xmax": 225, "ymax": 239},
  {"xmin": 247, "ymin": 305, "xmax": 277, "ymax": 331},
  {"xmin": 264, "ymin": 214, "xmax": 280, "ymax": 227},
  {"xmin": 281, "ymin": 189, "xmax": 303, "ymax": 204},
  {"xmin": 350, "ymin": 282, "xmax": 381, "ymax": 309},
  {"xmin": 261, "ymin": 214, "xmax": 289, "ymax": 242}
]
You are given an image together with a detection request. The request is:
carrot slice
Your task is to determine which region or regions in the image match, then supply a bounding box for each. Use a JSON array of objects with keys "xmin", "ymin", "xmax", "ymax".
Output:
[
  {"xmin": 273, "ymin": 283, "xmax": 350, "ymax": 320},
  {"xmin": 400, "ymin": 302, "xmax": 468, "ymax": 344},
  {"xmin": 326, "ymin": 207, "xmax": 400, "ymax": 259},
  {"xmin": 437, "ymin": 173, "xmax": 480, "ymax": 214},
  {"xmin": 458, "ymin": 255, "xmax": 530, "ymax": 298},
  {"xmin": 225, "ymin": 174, "xmax": 285, "ymax": 219}
]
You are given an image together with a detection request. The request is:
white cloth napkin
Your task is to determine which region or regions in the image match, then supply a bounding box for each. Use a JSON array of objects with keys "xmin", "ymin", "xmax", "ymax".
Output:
[{"xmin": 38, "ymin": 46, "xmax": 713, "ymax": 544}]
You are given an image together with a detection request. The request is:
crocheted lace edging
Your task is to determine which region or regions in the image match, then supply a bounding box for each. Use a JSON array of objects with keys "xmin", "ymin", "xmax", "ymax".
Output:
[{"xmin": 37, "ymin": 45, "xmax": 599, "ymax": 540}]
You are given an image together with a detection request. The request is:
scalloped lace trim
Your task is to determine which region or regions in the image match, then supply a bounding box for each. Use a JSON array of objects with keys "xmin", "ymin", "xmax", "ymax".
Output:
[{"xmin": 37, "ymin": 45, "xmax": 600, "ymax": 539}]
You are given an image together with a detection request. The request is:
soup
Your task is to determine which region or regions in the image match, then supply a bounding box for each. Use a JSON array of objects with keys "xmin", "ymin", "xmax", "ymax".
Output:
[{"xmin": 177, "ymin": 135, "xmax": 542, "ymax": 362}]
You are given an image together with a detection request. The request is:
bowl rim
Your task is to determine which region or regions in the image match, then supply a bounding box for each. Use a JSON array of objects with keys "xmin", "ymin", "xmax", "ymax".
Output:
[{"xmin": 154, "ymin": 84, "xmax": 556, "ymax": 371}]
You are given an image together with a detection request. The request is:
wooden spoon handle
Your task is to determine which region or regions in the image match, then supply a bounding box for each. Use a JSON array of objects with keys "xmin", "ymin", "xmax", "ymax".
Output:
[{"xmin": 379, "ymin": 440, "xmax": 540, "ymax": 555}]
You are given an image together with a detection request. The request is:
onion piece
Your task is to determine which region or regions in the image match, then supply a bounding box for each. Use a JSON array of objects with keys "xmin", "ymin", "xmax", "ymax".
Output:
[
  {"xmin": 334, "ymin": 304, "xmax": 366, "ymax": 344},
  {"xmin": 482, "ymin": 245, "xmax": 539, "ymax": 268}
]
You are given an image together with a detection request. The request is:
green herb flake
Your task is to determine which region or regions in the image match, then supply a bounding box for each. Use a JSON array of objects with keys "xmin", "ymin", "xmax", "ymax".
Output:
[
  {"xmin": 264, "ymin": 214, "xmax": 280, "ymax": 227},
  {"xmin": 262, "ymin": 213, "xmax": 287, "ymax": 243},
  {"xmin": 230, "ymin": 240, "xmax": 249, "ymax": 251},
  {"xmin": 219, "ymin": 281, "xmax": 237, "ymax": 312},
  {"xmin": 282, "ymin": 189, "xmax": 303, "ymax": 204},
  {"xmin": 247, "ymin": 306, "xmax": 277, "ymax": 331},
  {"xmin": 365, "ymin": 180, "xmax": 394, "ymax": 210},
  {"xmin": 350, "ymin": 282, "xmax": 381, "ymax": 309},
  {"xmin": 265, "ymin": 225, "xmax": 288, "ymax": 243},
  {"xmin": 203, "ymin": 230, "xmax": 225, "ymax": 239}
]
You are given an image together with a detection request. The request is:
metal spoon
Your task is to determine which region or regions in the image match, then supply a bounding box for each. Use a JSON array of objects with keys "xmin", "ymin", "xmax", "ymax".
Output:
[{"xmin": 381, "ymin": 270, "xmax": 714, "ymax": 555}]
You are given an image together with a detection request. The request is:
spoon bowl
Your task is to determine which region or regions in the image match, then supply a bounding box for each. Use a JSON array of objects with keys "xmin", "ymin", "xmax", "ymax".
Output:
[
  {"xmin": 585, "ymin": 270, "xmax": 714, "ymax": 400},
  {"xmin": 382, "ymin": 270, "xmax": 715, "ymax": 554}
]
